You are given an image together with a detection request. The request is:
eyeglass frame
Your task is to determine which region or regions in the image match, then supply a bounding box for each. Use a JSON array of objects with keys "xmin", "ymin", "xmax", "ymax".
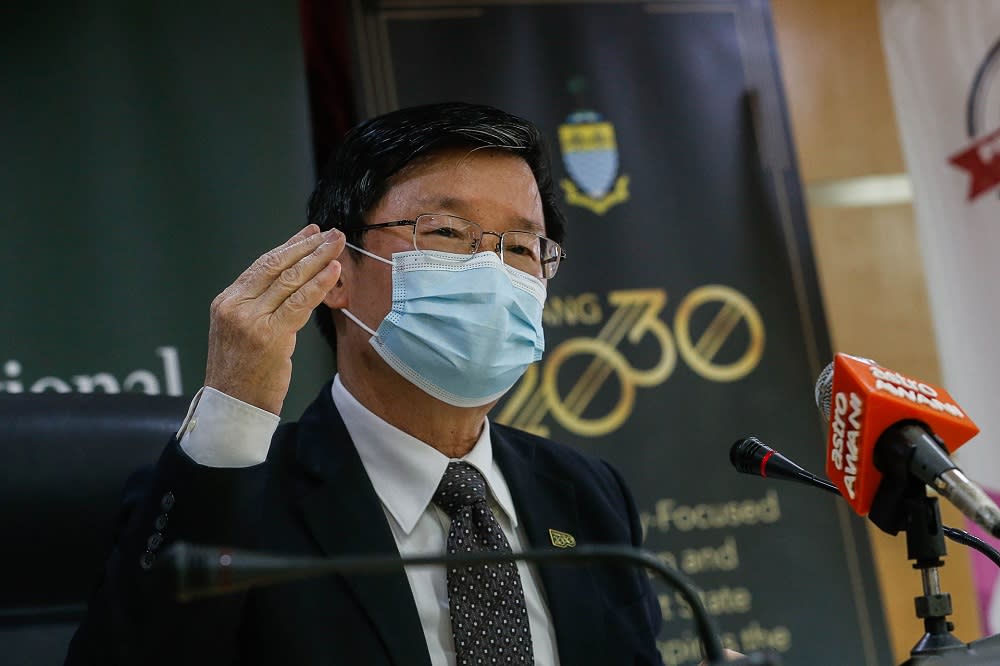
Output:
[{"xmin": 341, "ymin": 213, "xmax": 567, "ymax": 278}]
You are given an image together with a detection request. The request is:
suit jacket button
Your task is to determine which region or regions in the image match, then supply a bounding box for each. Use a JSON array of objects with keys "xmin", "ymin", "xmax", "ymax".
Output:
[
  {"xmin": 160, "ymin": 491, "xmax": 175, "ymax": 512},
  {"xmin": 147, "ymin": 533, "xmax": 164, "ymax": 551},
  {"xmin": 154, "ymin": 513, "xmax": 169, "ymax": 531},
  {"xmin": 140, "ymin": 551, "xmax": 156, "ymax": 570}
]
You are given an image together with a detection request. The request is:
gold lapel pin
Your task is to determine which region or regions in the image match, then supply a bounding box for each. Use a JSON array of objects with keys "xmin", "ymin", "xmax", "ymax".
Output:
[{"xmin": 548, "ymin": 528, "xmax": 577, "ymax": 549}]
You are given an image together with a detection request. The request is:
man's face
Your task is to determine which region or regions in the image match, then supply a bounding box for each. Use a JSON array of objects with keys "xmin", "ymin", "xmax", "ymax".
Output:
[{"xmin": 327, "ymin": 146, "xmax": 545, "ymax": 384}]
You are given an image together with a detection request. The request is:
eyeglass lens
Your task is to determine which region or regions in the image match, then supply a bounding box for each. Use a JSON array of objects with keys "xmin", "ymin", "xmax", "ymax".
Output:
[{"xmin": 413, "ymin": 214, "xmax": 561, "ymax": 278}]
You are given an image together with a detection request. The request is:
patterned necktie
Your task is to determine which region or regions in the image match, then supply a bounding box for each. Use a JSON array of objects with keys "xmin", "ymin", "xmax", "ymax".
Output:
[{"xmin": 432, "ymin": 461, "xmax": 534, "ymax": 665}]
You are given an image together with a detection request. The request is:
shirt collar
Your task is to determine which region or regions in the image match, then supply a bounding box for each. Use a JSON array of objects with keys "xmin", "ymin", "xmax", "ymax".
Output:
[{"xmin": 330, "ymin": 374, "xmax": 519, "ymax": 534}]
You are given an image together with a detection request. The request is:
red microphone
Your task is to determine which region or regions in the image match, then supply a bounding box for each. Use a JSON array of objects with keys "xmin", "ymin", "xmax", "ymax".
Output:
[{"xmin": 815, "ymin": 353, "xmax": 1000, "ymax": 536}]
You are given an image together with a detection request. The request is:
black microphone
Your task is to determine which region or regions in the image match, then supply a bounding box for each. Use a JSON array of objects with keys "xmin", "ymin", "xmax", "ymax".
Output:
[
  {"xmin": 731, "ymin": 436, "xmax": 839, "ymax": 495},
  {"xmin": 157, "ymin": 541, "xmax": 778, "ymax": 665},
  {"xmin": 731, "ymin": 436, "xmax": 1000, "ymax": 569}
]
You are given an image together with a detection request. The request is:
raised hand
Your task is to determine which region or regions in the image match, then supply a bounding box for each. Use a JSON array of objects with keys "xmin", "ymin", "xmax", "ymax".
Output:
[{"xmin": 204, "ymin": 224, "xmax": 345, "ymax": 415}]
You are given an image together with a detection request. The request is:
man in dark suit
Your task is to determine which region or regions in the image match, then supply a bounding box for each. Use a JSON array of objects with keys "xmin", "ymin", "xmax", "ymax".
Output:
[{"xmin": 67, "ymin": 102, "xmax": 666, "ymax": 665}]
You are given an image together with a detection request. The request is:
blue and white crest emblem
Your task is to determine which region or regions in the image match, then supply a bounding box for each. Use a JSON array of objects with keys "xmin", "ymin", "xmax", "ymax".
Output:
[{"xmin": 558, "ymin": 110, "xmax": 629, "ymax": 215}]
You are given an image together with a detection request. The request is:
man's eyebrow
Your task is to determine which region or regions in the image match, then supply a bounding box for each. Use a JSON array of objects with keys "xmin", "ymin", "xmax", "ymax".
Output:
[
  {"xmin": 418, "ymin": 195, "xmax": 464, "ymax": 212},
  {"xmin": 513, "ymin": 217, "xmax": 546, "ymax": 233},
  {"xmin": 418, "ymin": 196, "xmax": 546, "ymax": 233}
]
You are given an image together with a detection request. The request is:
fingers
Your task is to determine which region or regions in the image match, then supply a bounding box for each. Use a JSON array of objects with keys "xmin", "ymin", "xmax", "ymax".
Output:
[
  {"xmin": 269, "ymin": 224, "xmax": 324, "ymax": 263},
  {"xmin": 255, "ymin": 228, "xmax": 346, "ymax": 312},
  {"xmin": 270, "ymin": 257, "xmax": 343, "ymax": 332},
  {"xmin": 233, "ymin": 225, "xmax": 333, "ymax": 299},
  {"xmin": 202, "ymin": 224, "xmax": 344, "ymax": 415},
  {"xmin": 290, "ymin": 223, "xmax": 319, "ymax": 243}
]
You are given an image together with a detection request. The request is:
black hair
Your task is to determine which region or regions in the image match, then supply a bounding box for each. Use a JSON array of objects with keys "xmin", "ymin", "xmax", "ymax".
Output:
[{"xmin": 307, "ymin": 101, "xmax": 566, "ymax": 353}]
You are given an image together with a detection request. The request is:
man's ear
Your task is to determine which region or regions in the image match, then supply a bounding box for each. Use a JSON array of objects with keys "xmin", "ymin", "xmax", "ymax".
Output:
[{"xmin": 322, "ymin": 271, "xmax": 349, "ymax": 310}]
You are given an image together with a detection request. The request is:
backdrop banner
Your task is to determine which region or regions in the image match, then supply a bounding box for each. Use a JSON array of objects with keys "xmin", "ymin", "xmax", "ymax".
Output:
[
  {"xmin": 0, "ymin": 3, "xmax": 335, "ymax": 417},
  {"xmin": 1, "ymin": 2, "xmax": 331, "ymax": 659},
  {"xmin": 302, "ymin": 0, "xmax": 894, "ymax": 663},
  {"xmin": 880, "ymin": 0, "xmax": 1000, "ymax": 635}
]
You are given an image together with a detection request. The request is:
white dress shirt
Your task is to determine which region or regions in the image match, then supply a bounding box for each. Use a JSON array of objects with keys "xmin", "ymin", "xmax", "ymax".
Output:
[{"xmin": 177, "ymin": 377, "xmax": 560, "ymax": 666}]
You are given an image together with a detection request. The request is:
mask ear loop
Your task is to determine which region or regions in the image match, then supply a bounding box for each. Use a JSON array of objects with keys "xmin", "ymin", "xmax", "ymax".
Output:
[
  {"xmin": 345, "ymin": 241, "xmax": 392, "ymax": 265},
  {"xmin": 341, "ymin": 308, "xmax": 378, "ymax": 337},
  {"xmin": 336, "ymin": 242, "xmax": 390, "ymax": 336}
]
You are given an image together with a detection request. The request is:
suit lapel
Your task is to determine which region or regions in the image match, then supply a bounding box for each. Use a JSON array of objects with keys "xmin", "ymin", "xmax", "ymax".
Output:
[
  {"xmin": 491, "ymin": 426, "xmax": 611, "ymax": 665},
  {"xmin": 292, "ymin": 385, "xmax": 431, "ymax": 666}
]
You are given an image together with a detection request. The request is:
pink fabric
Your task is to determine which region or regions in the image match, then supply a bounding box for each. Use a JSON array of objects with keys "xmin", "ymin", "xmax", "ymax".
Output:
[{"xmin": 964, "ymin": 487, "xmax": 1000, "ymax": 633}]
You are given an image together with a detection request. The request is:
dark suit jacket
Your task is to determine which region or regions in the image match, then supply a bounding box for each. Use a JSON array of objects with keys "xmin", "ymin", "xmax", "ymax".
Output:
[{"xmin": 67, "ymin": 381, "xmax": 662, "ymax": 665}]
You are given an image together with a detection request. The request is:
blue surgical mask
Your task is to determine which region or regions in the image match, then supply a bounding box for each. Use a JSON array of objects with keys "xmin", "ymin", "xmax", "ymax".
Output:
[{"xmin": 340, "ymin": 244, "xmax": 546, "ymax": 407}]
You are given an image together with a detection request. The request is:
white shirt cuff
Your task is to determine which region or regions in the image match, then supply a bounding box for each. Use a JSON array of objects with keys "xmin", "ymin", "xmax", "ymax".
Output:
[{"xmin": 176, "ymin": 386, "xmax": 279, "ymax": 467}]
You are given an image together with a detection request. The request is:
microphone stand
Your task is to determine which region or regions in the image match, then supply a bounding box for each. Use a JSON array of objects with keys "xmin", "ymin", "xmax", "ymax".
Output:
[
  {"xmin": 159, "ymin": 542, "xmax": 781, "ymax": 666},
  {"xmin": 732, "ymin": 436, "xmax": 1000, "ymax": 664},
  {"xmin": 870, "ymin": 441, "xmax": 1000, "ymax": 665}
]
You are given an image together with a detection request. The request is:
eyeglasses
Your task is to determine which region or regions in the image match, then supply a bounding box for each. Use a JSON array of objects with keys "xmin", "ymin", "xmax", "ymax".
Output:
[{"xmin": 345, "ymin": 213, "xmax": 566, "ymax": 279}]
